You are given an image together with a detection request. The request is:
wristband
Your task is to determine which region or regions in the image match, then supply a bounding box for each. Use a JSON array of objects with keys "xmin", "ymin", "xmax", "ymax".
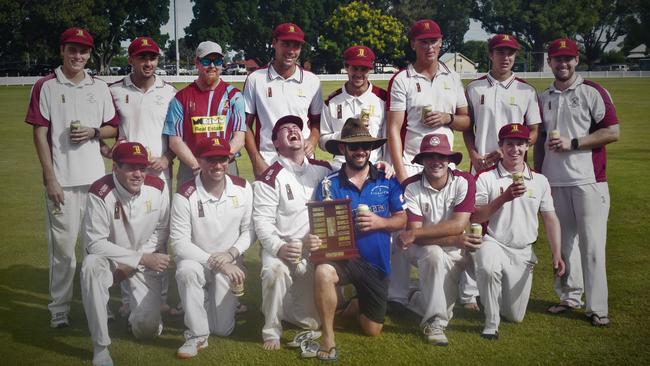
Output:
[
  {"xmin": 448, "ymin": 113, "xmax": 454, "ymax": 125},
  {"xmin": 93, "ymin": 127, "xmax": 101, "ymax": 140},
  {"xmin": 571, "ymin": 138, "xmax": 579, "ymax": 150}
]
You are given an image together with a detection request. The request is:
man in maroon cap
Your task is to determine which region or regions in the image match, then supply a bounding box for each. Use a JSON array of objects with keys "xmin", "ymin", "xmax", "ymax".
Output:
[
  {"xmin": 394, "ymin": 133, "xmax": 477, "ymax": 346},
  {"xmin": 320, "ymin": 45, "xmax": 388, "ymax": 170},
  {"xmin": 108, "ymin": 36, "xmax": 178, "ymax": 317},
  {"xmin": 243, "ymin": 23, "xmax": 323, "ymax": 177},
  {"xmin": 460, "ymin": 33, "xmax": 543, "ymax": 310},
  {"xmin": 81, "ymin": 142, "xmax": 170, "ymax": 366},
  {"xmin": 25, "ymin": 27, "xmax": 119, "ymax": 328},
  {"xmin": 170, "ymin": 137, "xmax": 253, "ymax": 359},
  {"xmin": 386, "ymin": 19, "xmax": 470, "ymax": 184},
  {"xmin": 471, "ymin": 123, "xmax": 564, "ymax": 340},
  {"xmin": 535, "ymin": 38, "xmax": 619, "ymax": 327}
]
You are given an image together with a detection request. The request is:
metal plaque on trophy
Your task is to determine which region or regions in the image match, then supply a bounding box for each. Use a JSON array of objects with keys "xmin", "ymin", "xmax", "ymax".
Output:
[{"xmin": 307, "ymin": 176, "xmax": 359, "ymax": 263}]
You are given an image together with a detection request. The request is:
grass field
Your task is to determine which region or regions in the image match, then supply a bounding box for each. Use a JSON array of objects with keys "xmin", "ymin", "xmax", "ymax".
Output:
[{"xmin": 1, "ymin": 77, "xmax": 649, "ymax": 365}]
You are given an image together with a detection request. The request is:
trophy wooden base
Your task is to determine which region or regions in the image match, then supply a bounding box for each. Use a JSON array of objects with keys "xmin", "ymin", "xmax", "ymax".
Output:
[{"xmin": 307, "ymin": 198, "xmax": 359, "ymax": 263}]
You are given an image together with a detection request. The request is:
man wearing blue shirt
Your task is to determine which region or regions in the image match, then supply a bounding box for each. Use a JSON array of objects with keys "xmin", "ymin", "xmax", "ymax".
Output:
[{"xmin": 310, "ymin": 118, "xmax": 406, "ymax": 361}]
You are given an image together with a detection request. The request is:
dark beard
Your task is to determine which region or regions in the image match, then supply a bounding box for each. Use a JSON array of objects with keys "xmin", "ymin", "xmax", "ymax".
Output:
[{"xmin": 345, "ymin": 155, "xmax": 369, "ymax": 171}]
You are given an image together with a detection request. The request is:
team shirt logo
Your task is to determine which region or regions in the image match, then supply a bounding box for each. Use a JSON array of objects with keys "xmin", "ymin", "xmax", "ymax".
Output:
[
  {"xmin": 231, "ymin": 196, "xmax": 239, "ymax": 208},
  {"xmin": 337, "ymin": 104, "xmax": 342, "ymax": 119},
  {"xmin": 267, "ymin": 87, "xmax": 272, "ymax": 98},
  {"xmin": 191, "ymin": 116, "xmax": 226, "ymax": 134},
  {"xmin": 429, "ymin": 136, "xmax": 441, "ymax": 146},
  {"xmin": 145, "ymin": 200, "xmax": 152, "ymax": 213},
  {"xmin": 197, "ymin": 200, "xmax": 205, "ymax": 217},
  {"xmin": 509, "ymin": 96, "xmax": 516, "ymax": 105},
  {"xmin": 285, "ymin": 184, "xmax": 294, "ymax": 200},
  {"xmin": 416, "ymin": 83, "xmax": 421, "ymax": 92}
]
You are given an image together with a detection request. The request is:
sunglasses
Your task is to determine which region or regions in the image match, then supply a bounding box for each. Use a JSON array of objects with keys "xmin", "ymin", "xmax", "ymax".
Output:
[
  {"xmin": 347, "ymin": 142, "xmax": 373, "ymax": 151},
  {"xmin": 199, "ymin": 57, "xmax": 224, "ymax": 67}
]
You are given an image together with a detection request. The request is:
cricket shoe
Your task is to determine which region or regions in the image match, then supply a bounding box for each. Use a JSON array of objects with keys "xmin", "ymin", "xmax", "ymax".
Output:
[
  {"xmin": 422, "ymin": 317, "xmax": 448, "ymax": 346},
  {"xmin": 177, "ymin": 336, "xmax": 208, "ymax": 359},
  {"xmin": 50, "ymin": 312, "xmax": 69, "ymax": 328}
]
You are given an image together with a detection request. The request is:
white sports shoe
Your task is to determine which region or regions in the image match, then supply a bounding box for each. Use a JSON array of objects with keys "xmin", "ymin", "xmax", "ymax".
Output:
[
  {"xmin": 50, "ymin": 312, "xmax": 69, "ymax": 328},
  {"xmin": 422, "ymin": 318, "xmax": 448, "ymax": 346},
  {"xmin": 176, "ymin": 336, "xmax": 208, "ymax": 359},
  {"xmin": 92, "ymin": 347, "xmax": 113, "ymax": 366}
]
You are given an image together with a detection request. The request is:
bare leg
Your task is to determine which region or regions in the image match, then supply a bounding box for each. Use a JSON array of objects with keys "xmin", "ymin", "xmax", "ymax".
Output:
[
  {"xmin": 263, "ymin": 339, "xmax": 281, "ymax": 351},
  {"xmin": 314, "ymin": 264, "xmax": 339, "ymax": 351}
]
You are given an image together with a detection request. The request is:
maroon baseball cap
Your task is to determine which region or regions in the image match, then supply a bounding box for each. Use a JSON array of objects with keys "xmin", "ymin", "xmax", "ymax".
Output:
[
  {"xmin": 60, "ymin": 27, "xmax": 94, "ymax": 47},
  {"xmin": 409, "ymin": 19, "xmax": 442, "ymax": 40},
  {"xmin": 412, "ymin": 134, "xmax": 462, "ymax": 165},
  {"xmin": 548, "ymin": 38, "xmax": 579, "ymax": 58},
  {"xmin": 273, "ymin": 23, "xmax": 305, "ymax": 43},
  {"xmin": 112, "ymin": 142, "xmax": 149, "ymax": 165},
  {"xmin": 344, "ymin": 46, "xmax": 375, "ymax": 69},
  {"xmin": 128, "ymin": 36, "xmax": 160, "ymax": 56},
  {"xmin": 272, "ymin": 115, "xmax": 303, "ymax": 141},
  {"xmin": 498, "ymin": 123, "xmax": 530, "ymax": 142},
  {"xmin": 196, "ymin": 137, "xmax": 231, "ymax": 158},
  {"xmin": 488, "ymin": 34, "xmax": 520, "ymax": 50}
]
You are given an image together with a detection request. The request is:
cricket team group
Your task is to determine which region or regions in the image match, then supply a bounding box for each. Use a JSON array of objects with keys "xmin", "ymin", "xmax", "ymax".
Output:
[{"xmin": 25, "ymin": 18, "xmax": 619, "ymax": 365}]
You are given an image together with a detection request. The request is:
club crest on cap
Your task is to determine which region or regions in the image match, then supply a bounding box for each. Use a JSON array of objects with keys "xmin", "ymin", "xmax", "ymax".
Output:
[
  {"xmin": 502, "ymin": 35, "xmax": 510, "ymax": 41},
  {"xmin": 424, "ymin": 22, "xmax": 430, "ymax": 30},
  {"xmin": 141, "ymin": 39, "xmax": 149, "ymax": 46},
  {"xmin": 289, "ymin": 25, "xmax": 295, "ymax": 32},
  {"xmin": 559, "ymin": 40, "xmax": 567, "ymax": 49},
  {"xmin": 212, "ymin": 138, "xmax": 221, "ymax": 146},
  {"xmin": 76, "ymin": 29, "xmax": 84, "ymax": 36},
  {"xmin": 357, "ymin": 48, "xmax": 366, "ymax": 57},
  {"xmin": 132, "ymin": 145, "xmax": 143, "ymax": 155},
  {"xmin": 511, "ymin": 124, "xmax": 520, "ymax": 132},
  {"xmin": 430, "ymin": 136, "xmax": 441, "ymax": 146}
]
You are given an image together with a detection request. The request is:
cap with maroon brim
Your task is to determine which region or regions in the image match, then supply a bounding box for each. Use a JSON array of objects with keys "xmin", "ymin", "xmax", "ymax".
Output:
[{"xmin": 412, "ymin": 134, "xmax": 462, "ymax": 165}]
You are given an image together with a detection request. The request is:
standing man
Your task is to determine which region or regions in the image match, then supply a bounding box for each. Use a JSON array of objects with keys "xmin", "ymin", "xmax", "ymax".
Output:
[
  {"xmin": 393, "ymin": 134, "xmax": 477, "ymax": 346},
  {"xmin": 25, "ymin": 27, "xmax": 118, "ymax": 328},
  {"xmin": 109, "ymin": 36, "xmax": 177, "ymax": 195},
  {"xmin": 472, "ymin": 124, "xmax": 564, "ymax": 340},
  {"xmin": 460, "ymin": 34, "xmax": 542, "ymax": 309},
  {"xmin": 387, "ymin": 19, "xmax": 470, "ymax": 183},
  {"xmin": 535, "ymin": 38, "xmax": 619, "ymax": 327},
  {"xmin": 243, "ymin": 23, "xmax": 323, "ymax": 177},
  {"xmin": 253, "ymin": 115, "xmax": 332, "ymax": 351},
  {"xmin": 313, "ymin": 118, "xmax": 406, "ymax": 361},
  {"xmin": 320, "ymin": 45, "xmax": 387, "ymax": 170},
  {"xmin": 170, "ymin": 137, "xmax": 254, "ymax": 359},
  {"xmin": 80, "ymin": 142, "xmax": 169, "ymax": 366},
  {"xmin": 163, "ymin": 41, "xmax": 246, "ymax": 185}
]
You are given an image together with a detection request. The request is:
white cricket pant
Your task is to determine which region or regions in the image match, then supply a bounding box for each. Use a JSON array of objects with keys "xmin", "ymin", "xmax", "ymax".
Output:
[
  {"xmin": 552, "ymin": 183, "xmax": 609, "ymax": 317},
  {"xmin": 81, "ymin": 255, "xmax": 163, "ymax": 346},
  {"xmin": 260, "ymin": 251, "xmax": 319, "ymax": 341},
  {"xmin": 393, "ymin": 244, "xmax": 465, "ymax": 327},
  {"xmin": 473, "ymin": 238, "xmax": 534, "ymax": 332},
  {"xmin": 45, "ymin": 185, "xmax": 89, "ymax": 315},
  {"xmin": 458, "ymin": 271, "xmax": 479, "ymax": 305},
  {"xmin": 175, "ymin": 260, "xmax": 238, "ymax": 338}
]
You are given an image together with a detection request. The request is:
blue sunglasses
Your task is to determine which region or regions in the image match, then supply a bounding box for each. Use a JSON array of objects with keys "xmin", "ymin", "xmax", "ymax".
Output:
[{"xmin": 199, "ymin": 57, "xmax": 224, "ymax": 67}]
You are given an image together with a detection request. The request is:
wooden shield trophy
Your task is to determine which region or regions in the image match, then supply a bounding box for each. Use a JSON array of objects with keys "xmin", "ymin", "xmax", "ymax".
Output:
[{"xmin": 307, "ymin": 176, "xmax": 359, "ymax": 263}]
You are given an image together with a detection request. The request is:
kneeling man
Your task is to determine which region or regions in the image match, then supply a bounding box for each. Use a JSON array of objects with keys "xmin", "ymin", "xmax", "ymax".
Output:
[
  {"xmin": 395, "ymin": 134, "xmax": 478, "ymax": 346},
  {"xmin": 170, "ymin": 137, "xmax": 254, "ymax": 358},
  {"xmin": 81, "ymin": 142, "xmax": 170, "ymax": 366},
  {"xmin": 472, "ymin": 124, "xmax": 565, "ymax": 339}
]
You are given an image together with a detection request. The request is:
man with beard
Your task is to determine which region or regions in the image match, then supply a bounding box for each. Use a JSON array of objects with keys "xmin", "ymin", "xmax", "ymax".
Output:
[
  {"xmin": 170, "ymin": 137, "xmax": 254, "ymax": 359},
  {"xmin": 244, "ymin": 23, "xmax": 323, "ymax": 177},
  {"xmin": 460, "ymin": 33, "xmax": 543, "ymax": 310},
  {"xmin": 386, "ymin": 19, "xmax": 470, "ymax": 183},
  {"xmin": 535, "ymin": 38, "xmax": 619, "ymax": 327},
  {"xmin": 311, "ymin": 118, "xmax": 406, "ymax": 361},
  {"xmin": 164, "ymin": 41, "xmax": 246, "ymax": 185},
  {"xmin": 253, "ymin": 115, "xmax": 333, "ymax": 351},
  {"xmin": 25, "ymin": 27, "xmax": 119, "ymax": 328},
  {"xmin": 109, "ymin": 36, "xmax": 178, "ymax": 317},
  {"xmin": 80, "ymin": 142, "xmax": 169, "ymax": 366},
  {"xmin": 394, "ymin": 133, "xmax": 477, "ymax": 346},
  {"xmin": 320, "ymin": 45, "xmax": 387, "ymax": 170},
  {"xmin": 472, "ymin": 124, "xmax": 564, "ymax": 340}
]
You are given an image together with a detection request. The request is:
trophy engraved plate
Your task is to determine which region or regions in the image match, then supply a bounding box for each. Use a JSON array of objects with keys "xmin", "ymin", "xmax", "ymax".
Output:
[{"xmin": 307, "ymin": 197, "xmax": 359, "ymax": 263}]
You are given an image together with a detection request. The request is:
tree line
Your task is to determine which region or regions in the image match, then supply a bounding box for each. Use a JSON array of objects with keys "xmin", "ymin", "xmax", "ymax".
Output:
[{"xmin": 2, "ymin": 0, "xmax": 649, "ymax": 74}]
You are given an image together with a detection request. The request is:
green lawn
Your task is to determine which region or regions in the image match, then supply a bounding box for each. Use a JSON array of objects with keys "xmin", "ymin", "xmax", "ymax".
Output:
[{"xmin": 1, "ymin": 77, "xmax": 649, "ymax": 365}]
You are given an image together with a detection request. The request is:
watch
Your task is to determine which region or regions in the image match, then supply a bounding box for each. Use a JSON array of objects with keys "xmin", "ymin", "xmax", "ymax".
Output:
[
  {"xmin": 448, "ymin": 113, "xmax": 454, "ymax": 125},
  {"xmin": 92, "ymin": 127, "xmax": 101, "ymax": 140},
  {"xmin": 571, "ymin": 138, "xmax": 579, "ymax": 150}
]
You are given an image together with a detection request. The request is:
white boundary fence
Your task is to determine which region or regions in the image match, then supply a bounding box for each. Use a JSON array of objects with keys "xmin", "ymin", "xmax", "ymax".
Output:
[{"xmin": 2, "ymin": 71, "xmax": 649, "ymax": 86}]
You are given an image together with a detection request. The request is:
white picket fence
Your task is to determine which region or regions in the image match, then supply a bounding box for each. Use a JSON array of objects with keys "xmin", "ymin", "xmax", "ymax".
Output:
[{"xmin": 2, "ymin": 71, "xmax": 649, "ymax": 86}]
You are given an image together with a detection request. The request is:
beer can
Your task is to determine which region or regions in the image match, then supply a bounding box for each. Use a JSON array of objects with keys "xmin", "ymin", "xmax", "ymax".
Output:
[
  {"xmin": 550, "ymin": 130, "xmax": 560, "ymax": 139},
  {"xmin": 360, "ymin": 107, "xmax": 371, "ymax": 125},
  {"xmin": 512, "ymin": 171, "xmax": 524, "ymax": 184},
  {"xmin": 289, "ymin": 238, "xmax": 303, "ymax": 264},
  {"xmin": 357, "ymin": 204, "xmax": 370, "ymax": 215},
  {"xmin": 470, "ymin": 223, "xmax": 482, "ymax": 236},
  {"xmin": 422, "ymin": 105, "xmax": 433, "ymax": 121}
]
